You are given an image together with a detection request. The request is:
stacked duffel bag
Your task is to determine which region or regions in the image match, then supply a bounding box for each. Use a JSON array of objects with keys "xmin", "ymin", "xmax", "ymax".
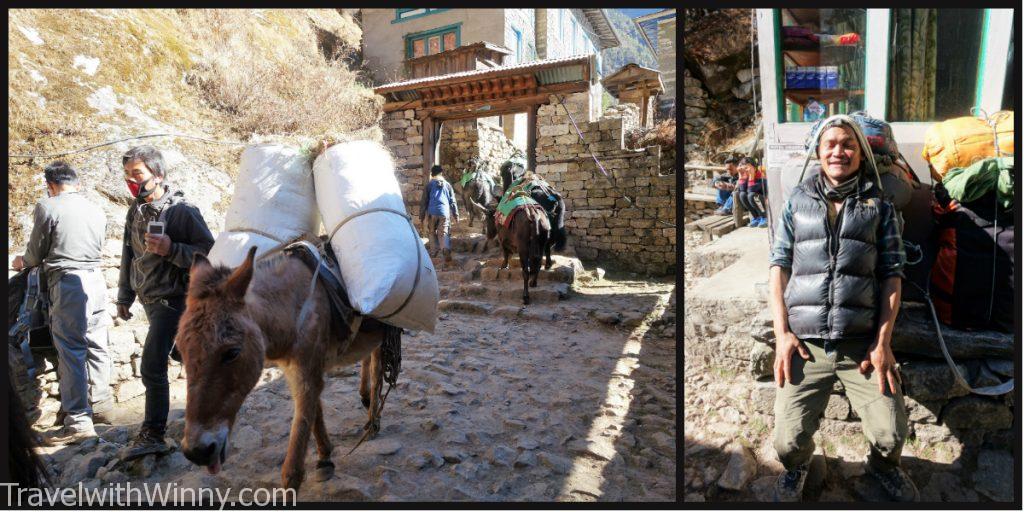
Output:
[{"xmin": 923, "ymin": 111, "xmax": 1015, "ymax": 333}]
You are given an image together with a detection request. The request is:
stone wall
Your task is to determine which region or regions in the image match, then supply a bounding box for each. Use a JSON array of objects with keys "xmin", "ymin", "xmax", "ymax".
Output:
[
  {"xmin": 684, "ymin": 197, "xmax": 718, "ymax": 223},
  {"xmin": 683, "ymin": 68, "xmax": 709, "ymax": 162},
  {"xmin": 27, "ymin": 239, "xmax": 190, "ymax": 425},
  {"xmin": 438, "ymin": 118, "xmax": 517, "ymax": 188},
  {"xmin": 10, "ymin": 143, "xmax": 234, "ymax": 426},
  {"xmin": 535, "ymin": 92, "xmax": 675, "ymax": 276},
  {"xmin": 380, "ymin": 90, "xmax": 674, "ymax": 276},
  {"xmin": 381, "ymin": 110, "xmax": 427, "ymax": 228},
  {"xmin": 745, "ymin": 307, "xmax": 1015, "ymax": 459},
  {"xmin": 685, "ymin": 277, "xmax": 1015, "ymax": 474}
]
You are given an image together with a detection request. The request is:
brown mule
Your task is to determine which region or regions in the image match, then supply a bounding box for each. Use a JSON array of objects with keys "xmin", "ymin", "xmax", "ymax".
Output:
[
  {"xmin": 176, "ymin": 246, "xmax": 388, "ymax": 490},
  {"xmin": 479, "ymin": 204, "xmax": 552, "ymax": 305}
]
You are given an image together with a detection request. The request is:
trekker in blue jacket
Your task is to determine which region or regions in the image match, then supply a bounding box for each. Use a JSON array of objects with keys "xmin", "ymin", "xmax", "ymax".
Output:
[{"xmin": 419, "ymin": 165, "xmax": 460, "ymax": 262}]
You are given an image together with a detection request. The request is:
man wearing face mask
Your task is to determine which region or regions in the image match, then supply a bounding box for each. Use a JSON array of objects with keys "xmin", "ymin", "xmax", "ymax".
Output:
[
  {"xmin": 768, "ymin": 116, "xmax": 915, "ymax": 502},
  {"xmin": 13, "ymin": 161, "xmax": 113, "ymax": 444},
  {"xmin": 115, "ymin": 145, "xmax": 215, "ymax": 460}
]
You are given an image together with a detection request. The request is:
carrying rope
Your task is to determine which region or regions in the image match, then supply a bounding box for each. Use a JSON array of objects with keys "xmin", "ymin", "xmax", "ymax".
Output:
[
  {"xmin": 984, "ymin": 111, "xmax": 1005, "ymax": 325},
  {"xmin": 555, "ymin": 94, "xmax": 644, "ymax": 214},
  {"xmin": 556, "ymin": 94, "xmax": 610, "ymax": 179},
  {"xmin": 905, "ymin": 281, "xmax": 1014, "ymax": 396},
  {"xmin": 327, "ymin": 208, "xmax": 423, "ymax": 321},
  {"xmin": 7, "ymin": 132, "xmax": 246, "ymax": 160},
  {"xmin": 226, "ymin": 227, "xmax": 285, "ymax": 244}
]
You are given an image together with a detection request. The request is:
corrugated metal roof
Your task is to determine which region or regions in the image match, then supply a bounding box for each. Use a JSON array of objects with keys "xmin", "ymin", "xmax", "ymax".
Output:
[
  {"xmin": 580, "ymin": 9, "xmax": 620, "ymax": 49},
  {"xmin": 375, "ymin": 55, "xmax": 592, "ymax": 96},
  {"xmin": 633, "ymin": 8, "xmax": 675, "ymax": 24}
]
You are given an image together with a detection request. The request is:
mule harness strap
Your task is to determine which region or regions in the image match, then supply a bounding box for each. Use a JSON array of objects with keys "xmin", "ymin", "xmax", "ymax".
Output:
[
  {"xmin": 326, "ymin": 208, "xmax": 424, "ymax": 321},
  {"xmin": 345, "ymin": 324, "xmax": 402, "ymax": 457}
]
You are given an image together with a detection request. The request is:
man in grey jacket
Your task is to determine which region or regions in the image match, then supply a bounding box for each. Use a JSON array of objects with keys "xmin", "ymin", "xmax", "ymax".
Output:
[
  {"xmin": 768, "ymin": 116, "xmax": 915, "ymax": 502},
  {"xmin": 115, "ymin": 146, "xmax": 215, "ymax": 460},
  {"xmin": 13, "ymin": 161, "xmax": 112, "ymax": 444}
]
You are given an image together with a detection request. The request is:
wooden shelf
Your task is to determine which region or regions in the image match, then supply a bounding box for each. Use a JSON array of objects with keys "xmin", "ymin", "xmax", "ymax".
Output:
[
  {"xmin": 784, "ymin": 88, "xmax": 864, "ymax": 106},
  {"xmin": 782, "ymin": 44, "xmax": 860, "ymax": 67}
]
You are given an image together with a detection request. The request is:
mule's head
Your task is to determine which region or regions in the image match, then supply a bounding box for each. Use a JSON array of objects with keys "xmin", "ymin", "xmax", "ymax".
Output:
[
  {"xmin": 177, "ymin": 247, "xmax": 266, "ymax": 475},
  {"xmin": 475, "ymin": 203, "xmax": 498, "ymax": 239}
]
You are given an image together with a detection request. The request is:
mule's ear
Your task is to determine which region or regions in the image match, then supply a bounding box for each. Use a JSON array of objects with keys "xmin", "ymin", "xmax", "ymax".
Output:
[
  {"xmin": 191, "ymin": 253, "xmax": 214, "ymax": 278},
  {"xmin": 224, "ymin": 246, "xmax": 257, "ymax": 300}
]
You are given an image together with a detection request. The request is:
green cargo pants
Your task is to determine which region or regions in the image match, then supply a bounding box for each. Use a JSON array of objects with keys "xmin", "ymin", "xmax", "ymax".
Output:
[{"xmin": 773, "ymin": 338, "xmax": 908, "ymax": 472}]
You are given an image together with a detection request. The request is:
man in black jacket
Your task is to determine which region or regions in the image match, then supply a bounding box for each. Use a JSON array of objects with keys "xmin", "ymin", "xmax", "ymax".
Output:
[
  {"xmin": 768, "ymin": 116, "xmax": 915, "ymax": 502},
  {"xmin": 115, "ymin": 146, "xmax": 214, "ymax": 460}
]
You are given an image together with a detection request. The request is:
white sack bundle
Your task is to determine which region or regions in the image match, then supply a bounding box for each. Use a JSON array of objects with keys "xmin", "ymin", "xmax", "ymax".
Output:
[
  {"xmin": 313, "ymin": 141, "xmax": 438, "ymax": 333},
  {"xmin": 208, "ymin": 144, "xmax": 321, "ymax": 268}
]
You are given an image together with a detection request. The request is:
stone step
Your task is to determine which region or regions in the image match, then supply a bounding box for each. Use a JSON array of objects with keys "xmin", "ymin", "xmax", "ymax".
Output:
[
  {"xmin": 437, "ymin": 299, "xmax": 574, "ymax": 323},
  {"xmin": 478, "ymin": 266, "xmax": 573, "ymax": 284},
  {"xmin": 436, "ymin": 269, "xmax": 476, "ymax": 283},
  {"xmin": 445, "ymin": 281, "xmax": 570, "ymax": 305}
]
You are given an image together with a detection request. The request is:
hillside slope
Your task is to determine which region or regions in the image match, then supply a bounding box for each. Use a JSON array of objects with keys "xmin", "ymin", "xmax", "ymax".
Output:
[
  {"xmin": 8, "ymin": 9, "xmax": 382, "ymax": 250},
  {"xmin": 602, "ymin": 9, "xmax": 658, "ymax": 74}
]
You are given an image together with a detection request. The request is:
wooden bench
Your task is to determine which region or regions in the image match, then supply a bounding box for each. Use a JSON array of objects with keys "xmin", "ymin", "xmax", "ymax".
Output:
[{"xmin": 684, "ymin": 213, "xmax": 737, "ymax": 242}]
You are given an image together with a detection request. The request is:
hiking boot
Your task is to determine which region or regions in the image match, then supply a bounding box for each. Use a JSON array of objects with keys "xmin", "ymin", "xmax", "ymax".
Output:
[
  {"xmin": 122, "ymin": 427, "xmax": 171, "ymax": 461},
  {"xmin": 91, "ymin": 399, "xmax": 117, "ymax": 425},
  {"xmin": 866, "ymin": 464, "xmax": 920, "ymax": 502},
  {"xmin": 47, "ymin": 424, "xmax": 98, "ymax": 445},
  {"xmin": 773, "ymin": 464, "xmax": 809, "ymax": 502}
]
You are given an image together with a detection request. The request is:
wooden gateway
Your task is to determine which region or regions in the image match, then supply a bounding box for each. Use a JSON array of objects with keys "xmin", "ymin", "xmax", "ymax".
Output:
[{"xmin": 374, "ymin": 51, "xmax": 596, "ymax": 178}]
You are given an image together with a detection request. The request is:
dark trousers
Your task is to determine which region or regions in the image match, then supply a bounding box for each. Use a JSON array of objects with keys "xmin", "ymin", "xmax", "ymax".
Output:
[
  {"xmin": 738, "ymin": 182, "xmax": 766, "ymax": 218},
  {"xmin": 140, "ymin": 296, "xmax": 186, "ymax": 434}
]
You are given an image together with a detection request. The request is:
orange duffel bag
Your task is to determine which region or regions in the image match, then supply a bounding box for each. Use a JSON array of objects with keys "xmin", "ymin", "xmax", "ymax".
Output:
[{"xmin": 922, "ymin": 111, "xmax": 1014, "ymax": 181}]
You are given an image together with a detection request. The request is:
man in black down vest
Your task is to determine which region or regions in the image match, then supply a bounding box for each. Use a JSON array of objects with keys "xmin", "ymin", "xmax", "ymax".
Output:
[{"xmin": 768, "ymin": 116, "xmax": 916, "ymax": 502}]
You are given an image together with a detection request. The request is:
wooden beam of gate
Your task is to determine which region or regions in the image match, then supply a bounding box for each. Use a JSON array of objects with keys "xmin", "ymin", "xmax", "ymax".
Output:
[
  {"xmin": 383, "ymin": 78, "xmax": 587, "ymax": 116},
  {"xmin": 423, "ymin": 82, "xmax": 589, "ymax": 121}
]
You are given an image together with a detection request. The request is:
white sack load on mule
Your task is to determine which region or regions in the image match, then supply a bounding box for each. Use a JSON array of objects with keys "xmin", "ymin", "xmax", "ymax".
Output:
[
  {"xmin": 208, "ymin": 144, "xmax": 321, "ymax": 268},
  {"xmin": 313, "ymin": 140, "xmax": 439, "ymax": 333}
]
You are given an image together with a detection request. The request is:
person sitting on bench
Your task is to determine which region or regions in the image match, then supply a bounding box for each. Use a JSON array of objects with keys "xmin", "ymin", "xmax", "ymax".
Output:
[{"xmin": 737, "ymin": 157, "xmax": 767, "ymax": 227}]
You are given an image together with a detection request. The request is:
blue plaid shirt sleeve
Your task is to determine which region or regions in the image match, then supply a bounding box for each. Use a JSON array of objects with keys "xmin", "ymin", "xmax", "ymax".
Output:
[
  {"xmin": 876, "ymin": 202, "xmax": 906, "ymax": 280},
  {"xmin": 769, "ymin": 199, "xmax": 795, "ymax": 269}
]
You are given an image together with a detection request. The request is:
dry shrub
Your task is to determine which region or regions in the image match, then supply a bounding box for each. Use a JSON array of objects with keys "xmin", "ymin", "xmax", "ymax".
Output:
[
  {"xmin": 8, "ymin": 9, "xmax": 381, "ymax": 248},
  {"xmin": 182, "ymin": 10, "xmax": 381, "ymax": 138},
  {"xmin": 625, "ymin": 119, "xmax": 676, "ymax": 150}
]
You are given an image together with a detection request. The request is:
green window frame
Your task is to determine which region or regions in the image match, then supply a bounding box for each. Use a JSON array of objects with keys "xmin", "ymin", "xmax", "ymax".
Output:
[
  {"xmin": 392, "ymin": 9, "xmax": 449, "ymax": 24},
  {"xmin": 405, "ymin": 23, "xmax": 462, "ymax": 58},
  {"xmin": 769, "ymin": 8, "xmax": 1013, "ymax": 123}
]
